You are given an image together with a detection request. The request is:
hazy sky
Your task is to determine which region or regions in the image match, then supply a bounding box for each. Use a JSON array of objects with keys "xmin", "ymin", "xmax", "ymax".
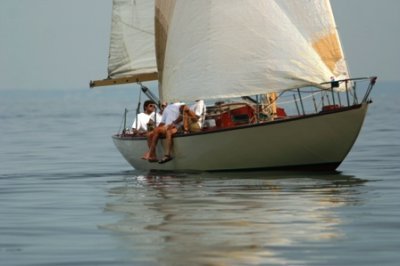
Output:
[{"xmin": 0, "ymin": 0, "xmax": 399, "ymax": 90}]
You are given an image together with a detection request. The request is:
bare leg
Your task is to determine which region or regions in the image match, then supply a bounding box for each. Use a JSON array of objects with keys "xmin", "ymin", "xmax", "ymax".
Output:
[
  {"xmin": 147, "ymin": 126, "xmax": 166, "ymax": 160},
  {"xmin": 164, "ymin": 127, "xmax": 178, "ymax": 157},
  {"xmin": 141, "ymin": 131, "xmax": 154, "ymax": 160},
  {"xmin": 146, "ymin": 131, "xmax": 153, "ymax": 148}
]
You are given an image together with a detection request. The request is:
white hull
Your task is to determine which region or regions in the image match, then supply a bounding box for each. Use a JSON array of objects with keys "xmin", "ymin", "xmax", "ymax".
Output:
[{"xmin": 113, "ymin": 103, "xmax": 369, "ymax": 171}]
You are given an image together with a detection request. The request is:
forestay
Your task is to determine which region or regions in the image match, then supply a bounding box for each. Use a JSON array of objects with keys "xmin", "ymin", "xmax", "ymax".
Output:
[{"xmin": 158, "ymin": 0, "xmax": 350, "ymax": 102}]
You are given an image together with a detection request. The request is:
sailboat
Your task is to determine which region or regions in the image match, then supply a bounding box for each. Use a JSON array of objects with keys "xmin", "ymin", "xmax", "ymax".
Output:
[{"xmin": 90, "ymin": 0, "xmax": 377, "ymax": 171}]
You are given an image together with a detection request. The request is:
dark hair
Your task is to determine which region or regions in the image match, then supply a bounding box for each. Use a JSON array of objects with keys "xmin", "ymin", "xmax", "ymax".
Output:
[{"xmin": 143, "ymin": 100, "xmax": 156, "ymax": 111}]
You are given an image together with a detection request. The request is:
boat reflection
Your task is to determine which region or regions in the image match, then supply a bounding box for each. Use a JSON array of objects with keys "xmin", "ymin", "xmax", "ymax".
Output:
[{"xmin": 102, "ymin": 171, "xmax": 367, "ymax": 265}]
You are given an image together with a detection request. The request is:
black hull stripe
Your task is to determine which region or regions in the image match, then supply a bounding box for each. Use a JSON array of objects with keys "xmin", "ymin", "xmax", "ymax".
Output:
[{"xmin": 148, "ymin": 162, "xmax": 342, "ymax": 173}]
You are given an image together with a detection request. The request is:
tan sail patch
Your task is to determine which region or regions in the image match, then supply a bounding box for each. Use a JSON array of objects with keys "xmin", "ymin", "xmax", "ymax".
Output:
[{"xmin": 313, "ymin": 33, "xmax": 342, "ymax": 74}]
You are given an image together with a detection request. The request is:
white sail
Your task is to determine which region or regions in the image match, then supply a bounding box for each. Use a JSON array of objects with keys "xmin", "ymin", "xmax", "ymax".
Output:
[
  {"xmin": 108, "ymin": 0, "xmax": 157, "ymax": 79},
  {"xmin": 155, "ymin": 0, "xmax": 176, "ymax": 90},
  {"xmin": 159, "ymin": 0, "xmax": 349, "ymax": 102},
  {"xmin": 275, "ymin": 0, "xmax": 349, "ymax": 79}
]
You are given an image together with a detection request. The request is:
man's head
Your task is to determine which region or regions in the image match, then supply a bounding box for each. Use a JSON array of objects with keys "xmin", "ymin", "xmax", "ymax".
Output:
[{"xmin": 143, "ymin": 100, "xmax": 156, "ymax": 113}]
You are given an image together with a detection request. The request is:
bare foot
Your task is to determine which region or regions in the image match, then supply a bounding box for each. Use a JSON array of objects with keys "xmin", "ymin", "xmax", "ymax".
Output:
[{"xmin": 141, "ymin": 152, "xmax": 150, "ymax": 160}]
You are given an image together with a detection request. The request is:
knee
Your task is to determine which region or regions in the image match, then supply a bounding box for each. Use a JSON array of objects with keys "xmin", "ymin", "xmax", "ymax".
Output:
[{"xmin": 153, "ymin": 129, "xmax": 162, "ymax": 137}]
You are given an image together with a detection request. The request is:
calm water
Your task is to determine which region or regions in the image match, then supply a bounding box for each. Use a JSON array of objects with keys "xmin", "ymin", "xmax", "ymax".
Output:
[{"xmin": 1, "ymin": 83, "xmax": 399, "ymax": 265}]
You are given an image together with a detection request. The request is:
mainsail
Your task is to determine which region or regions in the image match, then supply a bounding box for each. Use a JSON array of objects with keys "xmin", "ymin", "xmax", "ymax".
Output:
[{"xmin": 157, "ymin": 0, "xmax": 349, "ymax": 102}]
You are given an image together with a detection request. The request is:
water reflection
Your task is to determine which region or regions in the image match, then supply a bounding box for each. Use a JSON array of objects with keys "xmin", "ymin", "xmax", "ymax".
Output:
[{"xmin": 102, "ymin": 171, "xmax": 367, "ymax": 265}]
